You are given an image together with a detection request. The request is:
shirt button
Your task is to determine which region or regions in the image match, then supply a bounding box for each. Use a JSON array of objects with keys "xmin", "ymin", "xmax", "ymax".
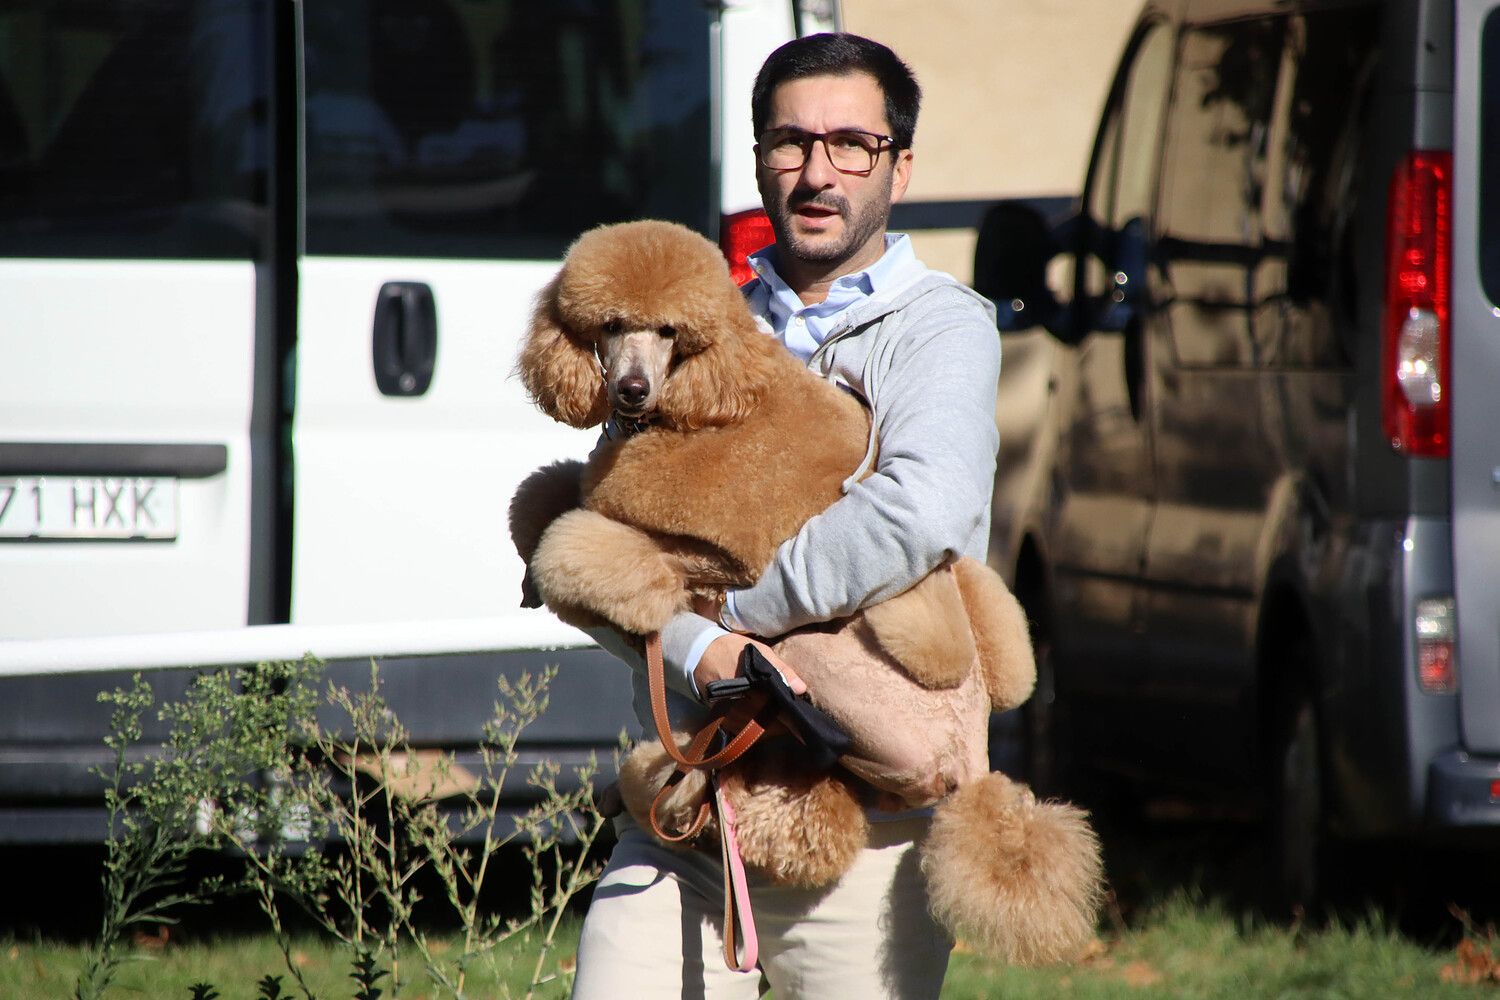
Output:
[{"xmin": 794, "ymin": 315, "xmax": 805, "ymax": 325}]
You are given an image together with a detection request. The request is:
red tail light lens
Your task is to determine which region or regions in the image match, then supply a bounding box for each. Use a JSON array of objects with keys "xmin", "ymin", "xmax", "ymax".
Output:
[
  {"xmin": 1383, "ymin": 151, "xmax": 1452, "ymax": 457},
  {"xmin": 1415, "ymin": 597, "xmax": 1457, "ymax": 694},
  {"xmin": 720, "ymin": 209, "xmax": 775, "ymax": 286}
]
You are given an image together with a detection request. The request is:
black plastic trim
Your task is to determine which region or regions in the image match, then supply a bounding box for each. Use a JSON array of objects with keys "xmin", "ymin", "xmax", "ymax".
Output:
[
  {"xmin": 889, "ymin": 198, "xmax": 1002, "ymax": 231},
  {"xmin": 0, "ymin": 443, "xmax": 228, "ymax": 479}
]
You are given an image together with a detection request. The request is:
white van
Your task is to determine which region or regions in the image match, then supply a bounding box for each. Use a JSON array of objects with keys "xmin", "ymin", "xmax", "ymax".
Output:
[{"xmin": 0, "ymin": 0, "xmax": 838, "ymax": 842}]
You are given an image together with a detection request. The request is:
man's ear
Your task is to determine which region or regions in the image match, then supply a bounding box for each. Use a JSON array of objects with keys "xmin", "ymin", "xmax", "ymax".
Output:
[{"xmin": 890, "ymin": 148, "xmax": 914, "ymax": 204}]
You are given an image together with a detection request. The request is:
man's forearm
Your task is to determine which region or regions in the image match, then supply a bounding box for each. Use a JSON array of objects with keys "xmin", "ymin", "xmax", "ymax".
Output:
[{"xmin": 729, "ymin": 303, "xmax": 1001, "ymax": 636}]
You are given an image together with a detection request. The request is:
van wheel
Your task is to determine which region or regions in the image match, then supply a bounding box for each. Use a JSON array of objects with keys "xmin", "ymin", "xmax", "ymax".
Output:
[
  {"xmin": 1268, "ymin": 692, "xmax": 1323, "ymax": 915},
  {"xmin": 1022, "ymin": 603, "xmax": 1068, "ymax": 798}
]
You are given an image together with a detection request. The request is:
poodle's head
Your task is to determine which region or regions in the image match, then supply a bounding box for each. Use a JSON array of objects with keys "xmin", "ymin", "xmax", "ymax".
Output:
[{"xmin": 518, "ymin": 220, "xmax": 781, "ymax": 430}]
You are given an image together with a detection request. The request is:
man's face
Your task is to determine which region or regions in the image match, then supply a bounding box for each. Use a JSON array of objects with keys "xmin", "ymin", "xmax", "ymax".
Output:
[{"xmin": 755, "ymin": 72, "xmax": 913, "ymax": 277}]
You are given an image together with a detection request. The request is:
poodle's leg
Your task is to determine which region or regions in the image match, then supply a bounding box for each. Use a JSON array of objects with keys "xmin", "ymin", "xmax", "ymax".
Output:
[
  {"xmin": 530, "ymin": 509, "xmax": 688, "ymax": 635},
  {"xmin": 618, "ymin": 739, "xmax": 868, "ymax": 890},
  {"xmin": 921, "ymin": 772, "xmax": 1103, "ymax": 965},
  {"xmin": 618, "ymin": 738, "xmax": 714, "ymax": 841},
  {"xmin": 509, "ymin": 460, "xmax": 585, "ymax": 561},
  {"xmin": 509, "ymin": 460, "xmax": 586, "ymax": 608},
  {"xmin": 719, "ymin": 747, "xmax": 868, "ymax": 889},
  {"xmin": 861, "ymin": 563, "xmax": 977, "ymax": 689},
  {"xmin": 953, "ymin": 558, "xmax": 1037, "ymax": 712}
]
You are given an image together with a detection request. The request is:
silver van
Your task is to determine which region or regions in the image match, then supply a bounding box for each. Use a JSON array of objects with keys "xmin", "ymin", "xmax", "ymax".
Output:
[
  {"xmin": 981, "ymin": 0, "xmax": 1500, "ymax": 903},
  {"xmin": 0, "ymin": 0, "xmax": 837, "ymax": 843}
]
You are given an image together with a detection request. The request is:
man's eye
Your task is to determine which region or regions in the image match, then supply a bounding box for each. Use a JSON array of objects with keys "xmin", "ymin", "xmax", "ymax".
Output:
[
  {"xmin": 829, "ymin": 132, "xmax": 868, "ymax": 152},
  {"xmin": 772, "ymin": 134, "xmax": 804, "ymax": 151}
]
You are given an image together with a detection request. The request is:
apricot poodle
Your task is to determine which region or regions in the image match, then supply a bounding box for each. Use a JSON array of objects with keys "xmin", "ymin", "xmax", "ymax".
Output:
[{"xmin": 510, "ymin": 219, "xmax": 1102, "ymax": 964}]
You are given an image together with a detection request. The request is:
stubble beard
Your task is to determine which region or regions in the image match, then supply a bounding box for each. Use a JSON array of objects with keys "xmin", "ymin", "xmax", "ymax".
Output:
[{"xmin": 766, "ymin": 171, "xmax": 894, "ymax": 269}]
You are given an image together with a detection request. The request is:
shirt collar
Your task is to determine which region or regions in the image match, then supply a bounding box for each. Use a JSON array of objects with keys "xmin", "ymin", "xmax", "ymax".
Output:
[{"xmin": 746, "ymin": 233, "xmax": 914, "ymax": 311}]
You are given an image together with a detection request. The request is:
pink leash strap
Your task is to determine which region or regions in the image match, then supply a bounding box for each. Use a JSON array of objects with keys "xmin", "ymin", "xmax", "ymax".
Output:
[{"xmin": 713, "ymin": 774, "xmax": 759, "ymax": 973}]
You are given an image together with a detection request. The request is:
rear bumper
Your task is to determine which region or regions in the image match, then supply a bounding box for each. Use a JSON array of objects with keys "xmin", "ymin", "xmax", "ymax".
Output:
[{"xmin": 1428, "ymin": 749, "xmax": 1500, "ymax": 827}]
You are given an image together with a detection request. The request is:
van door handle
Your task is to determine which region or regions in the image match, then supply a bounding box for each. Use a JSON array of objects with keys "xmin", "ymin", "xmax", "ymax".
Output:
[{"xmin": 372, "ymin": 282, "xmax": 437, "ymax": 396}]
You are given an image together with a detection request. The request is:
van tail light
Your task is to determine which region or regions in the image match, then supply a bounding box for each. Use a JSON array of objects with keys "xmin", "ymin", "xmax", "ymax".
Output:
[
  {"xmin": 1415, "ymin": 597, "xmax": 1457, "ymax": 694},
  {"xmin": 1383, "ymin": 151, "xmax": 1452, "ymax": 457},
  {"xmin": 720, "ymin": 209, "xmax": 775, "ymax": 286}
]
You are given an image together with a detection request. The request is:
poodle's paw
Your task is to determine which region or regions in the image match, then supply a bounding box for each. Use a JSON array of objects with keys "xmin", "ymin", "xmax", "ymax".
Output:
[
  {"xmin": 863, "ymin": 565, "xmax": 977, "ymax": 689},
  {"xmin": 953, "ymin": 558, "xmax": 1037, "ymax": 712},
  {"xmin": 721, "ymin": 750, "xmax": 868, "ymax": 888},
  {"xmin": 509, "ymin": 461, "xmax": 585, "ymax": 562},
  {"xmin": 921, "ymin": 772, "xmax": 1104, "ymax": 965},
  {"xmin": 618, "ymin": 738, "xmax": 713, "ymax": 843},
  {"xmin": 530, "ymin": 509, "xmax": 687, "ymax": 634}
]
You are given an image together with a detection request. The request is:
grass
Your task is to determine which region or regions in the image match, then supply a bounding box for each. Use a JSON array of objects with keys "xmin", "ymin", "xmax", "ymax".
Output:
[
  {"xmin": 2, "ymin": 922, "xmax": 586, "ymax": 1000},
  {"xmin": 7, "ymin": 892, "xmax": 1499, "ymax": 1000},
  {"xmin": 946, "ymin": 891, "xmax": 1500, "ymax": 998},
  {"xmin": 12, "ymin": 808, "xmax": 1500, "ymax": 1000}
]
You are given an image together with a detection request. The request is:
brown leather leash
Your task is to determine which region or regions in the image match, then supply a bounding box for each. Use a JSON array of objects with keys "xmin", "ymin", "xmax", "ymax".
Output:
[{"xmin": 645, "ymin": 631, "xmax": 773, "ymax": 972}]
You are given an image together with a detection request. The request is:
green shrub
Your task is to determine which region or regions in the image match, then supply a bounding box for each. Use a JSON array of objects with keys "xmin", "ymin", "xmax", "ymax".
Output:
[{"xmin": 75, "ymin": 658, "xmax": 610, "ymax": 1000}]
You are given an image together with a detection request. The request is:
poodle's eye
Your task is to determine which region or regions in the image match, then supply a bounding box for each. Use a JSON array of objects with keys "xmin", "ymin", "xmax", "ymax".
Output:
[
  {"xmin": 602, "ymin": 318, "xmax": 622, "ymax": 334},
  {"xmin": 658, "ymin": 324, "xmax": 677, "ymax": 339}
]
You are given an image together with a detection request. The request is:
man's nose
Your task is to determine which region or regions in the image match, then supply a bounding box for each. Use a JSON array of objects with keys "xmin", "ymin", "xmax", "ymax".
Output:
[{"xmin": 799, "ymin": 137, "xmax": 840, "ymax": 186}]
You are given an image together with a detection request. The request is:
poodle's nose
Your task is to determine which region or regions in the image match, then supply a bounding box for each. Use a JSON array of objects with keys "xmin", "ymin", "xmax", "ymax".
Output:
[{"xmin": 617, "ymin": 375, "xmax": 650, "ymax": 407}]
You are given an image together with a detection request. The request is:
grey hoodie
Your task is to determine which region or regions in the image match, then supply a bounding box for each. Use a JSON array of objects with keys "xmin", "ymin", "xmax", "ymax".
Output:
[{"xmin": 592, "ymin": 258, "xmax": 1002, "ymax": 733}]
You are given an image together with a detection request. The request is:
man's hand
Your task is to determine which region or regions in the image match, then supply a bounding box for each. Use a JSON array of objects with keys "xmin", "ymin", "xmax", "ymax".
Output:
[{"xmin": 693, "ymin": 632, "xmax": 807, "ymax": 699}]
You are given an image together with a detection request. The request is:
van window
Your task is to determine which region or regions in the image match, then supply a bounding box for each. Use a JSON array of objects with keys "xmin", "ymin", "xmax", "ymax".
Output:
[
  {"xmin": 1080, "ymin": 22, "xmax": 1174, "ymax": 314},
  {"xmin": 1257, "ymin": 7, "xmax": 1378, "ymax": 367},
  {"xmin": 1482, "ymin": 8, "xmax": 1500, "ymax": 306},
  {"xmin": 303, "ymin": 0, "xmax": 713, "ymax": 259},
  {"xmin": 1158, "ymin": 17, "xmax": 1284, "ymax": 367},
  {"xmin": 0, "ymin": 0, "xmax": 268, "ymax": 259}
]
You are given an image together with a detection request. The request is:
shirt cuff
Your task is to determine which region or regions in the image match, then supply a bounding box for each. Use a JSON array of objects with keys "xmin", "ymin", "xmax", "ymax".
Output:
[
  {"xmin": 721, "ymin": 590, "xmax": 750, "ymax": 633},
  {"xmin": 682, "ymin": 620, "xmax": 730, "ymax": 699}
]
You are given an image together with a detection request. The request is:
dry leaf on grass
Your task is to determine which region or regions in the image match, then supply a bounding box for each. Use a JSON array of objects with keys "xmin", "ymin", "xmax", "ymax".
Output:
[
  {"xmin": 1440, "ymin": 938, "xmax": 1500, "ymax": 984},
  {"xmin": 1074, "ymin": 937, "xmax": 1110, "ymax": 965},
  {"xmin": 131, "ymin": 925, "xmax": 169, "ymax": 951},
  {"xmin": 1121, "ymin": 959, "xmax": 1164, "ymax": 987}
]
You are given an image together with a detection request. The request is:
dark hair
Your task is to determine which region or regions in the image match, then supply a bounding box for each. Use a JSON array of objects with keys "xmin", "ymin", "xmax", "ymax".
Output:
[{"xmin": 751, "ymin": 33, "xmax": 922, "ymax": 150}]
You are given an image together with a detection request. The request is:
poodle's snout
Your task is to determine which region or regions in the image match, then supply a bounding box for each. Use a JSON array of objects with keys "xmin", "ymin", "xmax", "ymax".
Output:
[{"xmin": 616, "ymin": 374, "xmax": 650, "ymax": 408}]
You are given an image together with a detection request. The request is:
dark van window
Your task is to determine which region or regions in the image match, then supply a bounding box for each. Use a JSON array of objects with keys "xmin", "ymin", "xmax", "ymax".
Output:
[
  {"xmin": 303, "ymin": 0, "xmax": 712, "ymax": 259},
  {"xmin": 0, "ymin": 0, "xmax": 268, "ymax": 259},
  {"xmin": 1257, "ymin": 8, "xmax": 1378, "ymax": 367},
  {"xmin": 1483, "ymin": 9, "xmax": 1500, "ymax": 306},
  {"xmin": 1158, "ymin": 17, "xmax": 1284, "ymax": 367}
]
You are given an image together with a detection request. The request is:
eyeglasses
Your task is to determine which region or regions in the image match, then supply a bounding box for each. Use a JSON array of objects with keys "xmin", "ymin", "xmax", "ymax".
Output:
[{"xmin": 756, "ymin": 127, "xmax": 897, "ymax": 175}]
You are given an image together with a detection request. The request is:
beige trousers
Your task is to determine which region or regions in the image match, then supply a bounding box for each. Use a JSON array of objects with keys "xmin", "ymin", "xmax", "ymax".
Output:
[{"xmin": 570, "ymin": 813, "xmax": 951, "ymax": 1000}]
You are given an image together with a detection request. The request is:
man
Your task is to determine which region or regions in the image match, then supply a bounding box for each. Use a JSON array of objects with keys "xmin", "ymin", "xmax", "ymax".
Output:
[{"xmin": 571, "ymin": 33, "xmax": 1000, "ymax": 1000}]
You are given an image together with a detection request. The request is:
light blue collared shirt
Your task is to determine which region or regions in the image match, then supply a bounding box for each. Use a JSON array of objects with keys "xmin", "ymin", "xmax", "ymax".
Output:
[{"xmin": 747, "ymin": 233, "xmax": 918, "ymax": 362}]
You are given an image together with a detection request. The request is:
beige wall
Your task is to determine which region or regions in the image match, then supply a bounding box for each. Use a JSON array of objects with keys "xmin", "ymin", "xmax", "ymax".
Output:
[{"xmin": 841, "ymin": 1, "xmax": 1140, "ymax": 280}]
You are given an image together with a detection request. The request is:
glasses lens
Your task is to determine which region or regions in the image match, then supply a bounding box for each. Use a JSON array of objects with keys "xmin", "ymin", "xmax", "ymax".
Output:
[
  {"xmin": 824, "ymin": 130, "xmax": 878, "ymax": 172},
  {"xmin": 757, "ymin": 129, "xmax": 887, "ymax": 172},
  {"xmin": 761, "ymin": 130, "xmax": 808, "ymax": 169}
]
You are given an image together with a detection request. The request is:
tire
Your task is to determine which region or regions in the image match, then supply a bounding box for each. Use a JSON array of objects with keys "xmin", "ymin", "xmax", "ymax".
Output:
[
  {"xmin": 1267, "ymin": 690, "xmax": 1324, "ymax": 916},
  {"xmin": 1021, "ymin": 601, "xmax": 1068, "ymax": 798}
]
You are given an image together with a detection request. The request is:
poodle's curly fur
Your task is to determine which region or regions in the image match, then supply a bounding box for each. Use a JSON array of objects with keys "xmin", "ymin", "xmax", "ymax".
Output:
[{"xmin": 509, "ymin": 219, "xmax": 1103, "ymax": 964}]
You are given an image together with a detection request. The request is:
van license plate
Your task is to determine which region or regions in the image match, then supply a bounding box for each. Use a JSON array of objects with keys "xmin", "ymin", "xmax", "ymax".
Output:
[{"xmin": 0, "ymin": 477, "xmax": 179, "ymax": 540}]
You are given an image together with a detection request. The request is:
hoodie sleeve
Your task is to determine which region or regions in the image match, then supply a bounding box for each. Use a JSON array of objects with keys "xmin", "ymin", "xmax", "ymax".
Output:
[{"xmin": 726, "ymin": 288, "xmax": 1001, "ymax": 636}]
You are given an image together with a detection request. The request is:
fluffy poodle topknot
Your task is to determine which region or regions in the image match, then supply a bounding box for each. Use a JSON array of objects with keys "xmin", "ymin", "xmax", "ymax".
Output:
[
  {"xmin": 519, "ymin": 219, "xmax": 788, "ymax": 431},
  {"xmin": 553, "ymin": 221, "xmax": 755, "ymax": 356}
]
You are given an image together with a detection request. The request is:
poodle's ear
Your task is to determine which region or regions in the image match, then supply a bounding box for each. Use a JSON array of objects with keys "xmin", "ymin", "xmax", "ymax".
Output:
[
  {"xmin": 654, "ymin": 313, "xmax": 782, "ymax": 430},
  {"xmin": 518, "ymin": 277, "xmax": 610, "ymax": 428}
]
